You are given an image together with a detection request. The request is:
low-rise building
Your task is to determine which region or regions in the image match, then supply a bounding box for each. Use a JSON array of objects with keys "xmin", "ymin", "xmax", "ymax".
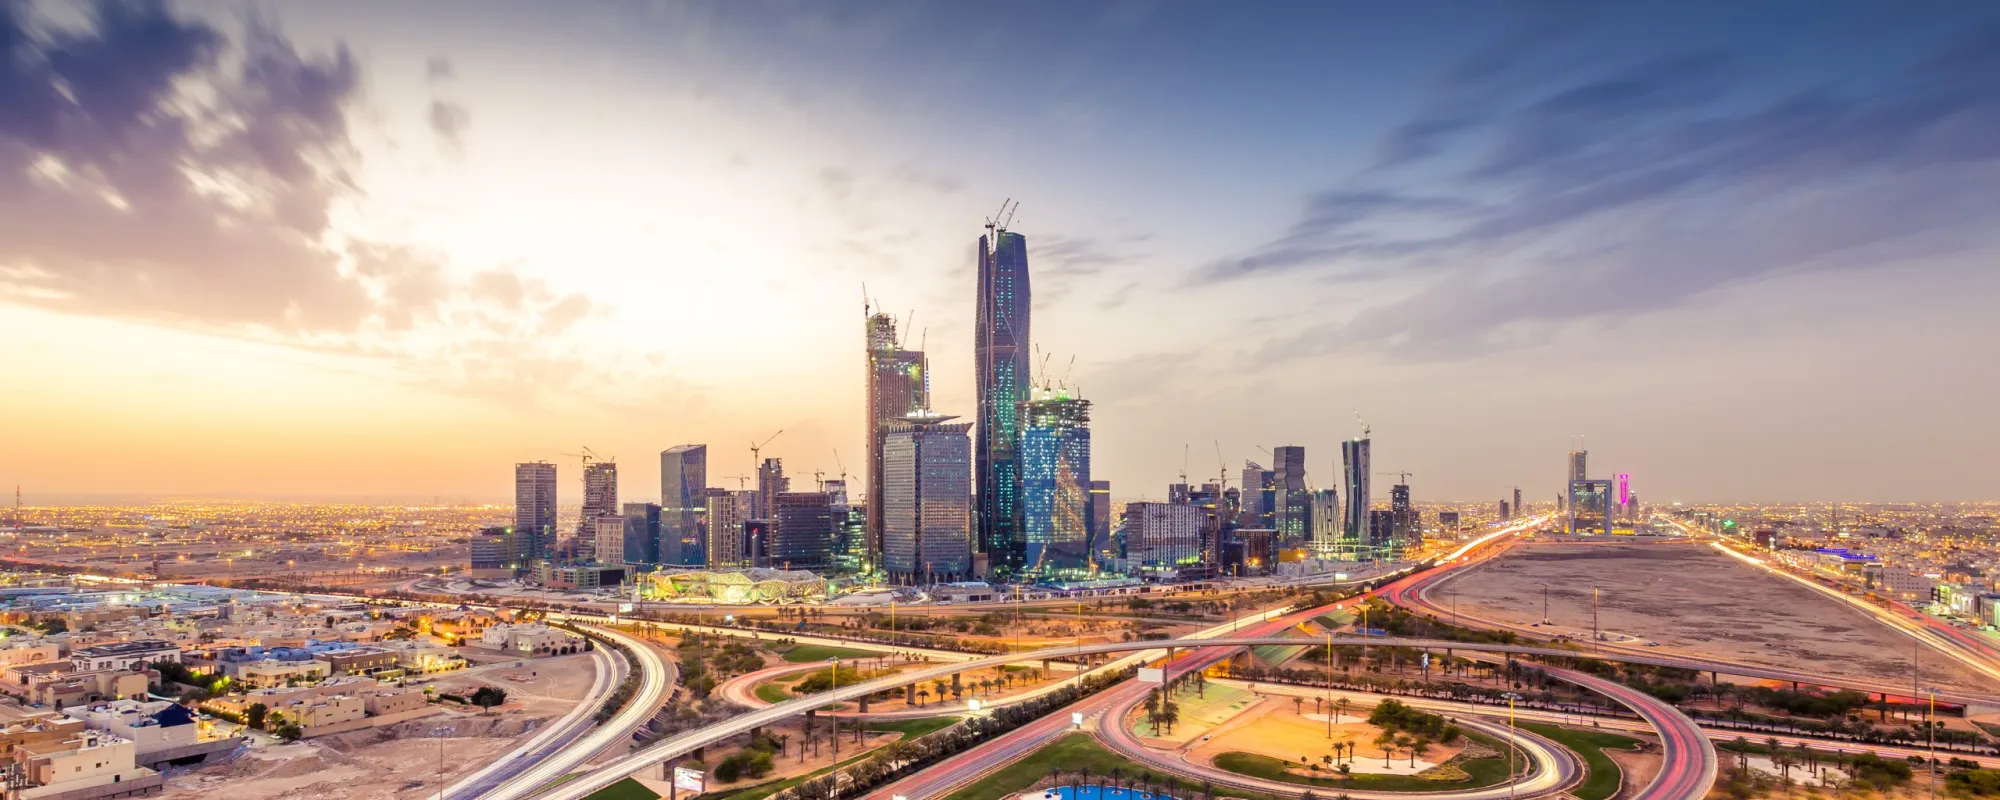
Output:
[
  {"xmin": 6, "ymin": 729, "xmax": 163, "ymax": 800},
  {"xmin": 474, "ymin": 624, "xmax": 581, "ymax": 657},
  {"xmin": 68, "ymin": 642, "xmax": 177, "ymax": 674},
  {"xmin": 25, "ymin": 669, "xmax": 148, "ymax": 710},
  {"xmin": 235, "ymin": 660, "xmax": 330, "ymax": 689},
  {"xmin": 318, "ymin": 648, "xmax": 396, "ymax": 676}
]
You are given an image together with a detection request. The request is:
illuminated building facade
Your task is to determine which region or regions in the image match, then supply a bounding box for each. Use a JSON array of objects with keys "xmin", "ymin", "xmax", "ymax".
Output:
[
  {"xmin": 864, "ymin": 309, "xmax": 929, "ymax": 569},
  {"xmin": 1021, "ymin": 391, "xmax": 1092, "ymax": 574},
  {"xmin": 579, "ymin": 462, "xmax": 619, "ymax": 548},
  {"xmin": 1342, "ymin": 438, "xmax": 1371, "ymax": 544},
  {"xmin": 1272, "ymin": 446, "xmax": 1309, "ymax": 542},
  {"xmin": 1240, "ymin": 462, "xmax": 1275, "ymax": 529},
  {"xmin": 1123, "ymin": 501, "xmax": 1202, "ymax": 567},
  {"xmin": 771, "ymin": 491, "xmax": 835, "ymax": 570},
  {"xmin": 704, "ymin": 490, "xmax": 754, "ymax": 569},
  {"xmin": 622, "ymin": 502, "xmax": 660, "ymax": 564},
  {"xmin": 1567, "ymin": 479, "xmax": 1614, "ymax": 535},
  {"xmin": 882, "ymin": 413, "xmax": 973, "ymax": 584},
  {"xmin": 1087, "ymin": 480, "xmax": 1112, "ymax": 560},
  {"xmin": 975, "ymin": 227, "xmax": 1031, "ymax": 577},
  {"xmin": 659, "ymin": 444, "xmax": 706, "ymax": 565},
  {"xmin": 513, "ymin": 462, "xmax": 557, "ymax": 562}
]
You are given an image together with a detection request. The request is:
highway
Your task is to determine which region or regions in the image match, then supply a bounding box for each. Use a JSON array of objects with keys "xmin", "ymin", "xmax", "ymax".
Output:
[
  {"xmin": 473, "ymin": 624, "xmax": 677, "ymax": 800},
  {"xmin": 441, "ymin": 644, "xmax": 620, "ymax": 800},
  {"xmin": 1377, "ymin": 542, "xmax": 2000, "ymax": 708}
]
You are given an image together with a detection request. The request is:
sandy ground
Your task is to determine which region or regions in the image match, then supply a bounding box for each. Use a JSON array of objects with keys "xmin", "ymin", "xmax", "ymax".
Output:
[
  {"xmin": 1172, "ymin": 697, "xmax": 1462, "ymax": 776},
  {"xmin": 1433, "ymin": 542, "xmax": 1992, "ymax": 691},
  {"xmin": 156, "ymin": 653, "xmax": 599, "ymax": 800},
  {"xmin": 1604, "ymin": 736, "xmax": 1663, "ymax": 800},
  {"xmin": 631, "ymin": 723, "xmax": 907, "ymax": 797}
]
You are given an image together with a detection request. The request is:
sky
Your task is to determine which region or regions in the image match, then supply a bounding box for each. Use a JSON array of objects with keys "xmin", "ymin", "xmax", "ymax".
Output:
[{"xmin": 3, "ymin": 0, "xmax": 1999, "ymax": 506}]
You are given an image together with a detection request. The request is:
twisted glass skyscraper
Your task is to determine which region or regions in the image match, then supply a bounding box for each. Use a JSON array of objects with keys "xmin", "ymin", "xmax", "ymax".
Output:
[{"xmin": 976, "ymin": 226, "xmax": 1030, "ymax": 577}]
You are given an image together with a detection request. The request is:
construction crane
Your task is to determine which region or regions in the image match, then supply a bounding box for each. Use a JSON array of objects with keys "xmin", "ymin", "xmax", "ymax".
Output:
[
  {"xmin": 720, "ymin": 475, "xmax": 751, "ymax": 490},
  {"xmin": 750, "ymin": 429, "xmax": 785, "ymax": 470},
  {"xmin": 1376, "ymin": 471, "xmax": 1415, "ymax": 485},
  {"xmin": 1213, "ymin": 441, "xmax": 1230, "ymax": 492},
  {"xmin": 1355, "ymin": 410, "xmax": 1371, "ymax": 440},
  {"xmin": 831, "ymin": 449, "xmax": 849, "ymax": 489},
  {"xmin": 813, "ymin": 470, "xmax": 827, "ymax": 492},
  {"xmin": 1177, "ymin": 443, "xmax": 1190, "ymax": 486}
]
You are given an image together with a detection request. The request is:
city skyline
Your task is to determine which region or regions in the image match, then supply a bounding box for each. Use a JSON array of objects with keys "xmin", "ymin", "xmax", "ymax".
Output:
[{"xmin": 6, "ymin": 1, "xmax": 2000, "ymax": 505}]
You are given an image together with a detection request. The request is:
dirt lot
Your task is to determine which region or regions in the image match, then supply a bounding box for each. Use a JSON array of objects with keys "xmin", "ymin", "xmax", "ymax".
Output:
[
  {"xmin": 1433, "ymin": 542, "xmax": 1991, "ymax": 691},
  {"xmin": 156, "ymin": 653, "xmax": 600, "ymax": 800}
]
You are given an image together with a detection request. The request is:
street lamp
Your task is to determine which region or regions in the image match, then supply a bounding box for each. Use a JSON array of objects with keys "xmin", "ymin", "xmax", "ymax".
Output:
[
  {"xmin": 1501, "ymin": 692, "xmax": 1523, "ymax": 800},
  {"xmin": 1923, "ymin": 686, "xmax": 1938, "ymax": 800},
  {"xmin": 430, "ymin": 726, "xmax": 455, "ymax": 800},
  {"xmin": 828, "ymin": 657, "xmax": 841, "ymax": 758}
]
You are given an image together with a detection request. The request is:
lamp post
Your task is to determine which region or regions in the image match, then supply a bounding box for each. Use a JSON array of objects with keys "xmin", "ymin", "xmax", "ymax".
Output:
[
  {"xmin": 1924, "ymin": 686, "xmax": 1938, "ymax": 800},
  {"xmin": 828, "ymin": 657, "xmax": 841, "ymax": 758},
  {"xmin": 431, "ymin": 726, "xmax": 455, "ymax": 800},
  {"xmin": 1501, "ymin": 692, "xmax": 1522, "ymax": 800},
  {"xmin": 1324, "ymin": 631, "xmax": 1333, "ymax": 739}
]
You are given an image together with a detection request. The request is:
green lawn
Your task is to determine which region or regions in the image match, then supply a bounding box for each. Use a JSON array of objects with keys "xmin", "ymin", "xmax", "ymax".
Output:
[
  {"xmin": 937, "ymin": 734, "xmax": 1285, "ymax": 800},
  {"xmin": 866, "ymin": 716, "xmax": 963, "ymax": 738},
  {"xmin": 754, "ymin": 682, "xmax": 793, "ymax": 704},
  {"xmin": 586, "ymin": 778, "xmax": 661, "ymax": 800},
  {"xmin": 780, "ymin": 644, "xmax": 880, "ymax": 663},
  {"xmin": 1212, "ymin": 731, "xmax": 1517, "ymax": 793},
  {"xmin": 711, "ymin": 749, "xmax": 874, "ymax": 800},
  {"xmin": 1313, "ymin": 611, "xmax": 1355, "ymax": 629},
  {"xmin": 1515, "ymin": 722, "xmax": 1641, "ymax": 800}
]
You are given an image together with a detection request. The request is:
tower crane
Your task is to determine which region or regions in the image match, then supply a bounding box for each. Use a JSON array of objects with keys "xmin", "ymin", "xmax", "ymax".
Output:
[
  {"xmin": 720, "ymin": 475, "xmax": 751, "ymax": 490},
  {"xmin": 1376, "ymin": 471, "xmax": 1415, "ymax": 485},
  {"xmin": 1177, "ymin": 443, "xmax": 1190, "ymax": 486},
  {"xmin": 1354, "ymin": 410, "xmax": 1371, "ymax": 440},
  {"xmin": 814, "ymin": 470, "xmax": 827, "ymax": 492},
  {"xmin": 750, "ymin": 429, "xmax": 785, "ymax": 470}
]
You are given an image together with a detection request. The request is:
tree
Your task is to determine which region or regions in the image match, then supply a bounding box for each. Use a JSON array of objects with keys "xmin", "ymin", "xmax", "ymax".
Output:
[
  {"xmin": 1374, "ymin": 731, "xmax": 1397, "ymax": 766},
  {"xmin": 1410, "ymin": 737, "xmax": 1431, "ymax": 768},
  {"xmin": 274, "ymin": 723, "xmax": 304, "ymax": 742},
  {"xmin": 470, "ymin": 686, "xmax": 508, "ymax": 709},
  {"xmin": 1160, "ymin": 700, "xmax": 1181, "ymax": 735},
  {"xmin": 246, "ymin": 703, "xmax": 268, "ymax": 730},
  {"xmin": 1335, "ymin": 697, "xmax": 1350, "ymax": 724}
]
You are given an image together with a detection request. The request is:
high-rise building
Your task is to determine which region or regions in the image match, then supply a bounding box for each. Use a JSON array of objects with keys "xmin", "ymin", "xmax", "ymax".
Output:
[
  {"xmin": 882, "ymin": 412, "xmax": 974, "ymax": 584},
  {"xmin": 579, "ymin": 461, "xmax": 619, "ymax": 550},
  {"xmin": 1122, "ymin": 501, "xmax": 1202, "ymax": 567},
  {"xmin": 1568, "ymin": 449, "xmax": 1588, "ymax": 483},
  {"xmin": 1615, "ymin": 473, "xmax": 1631, "ymax": 518},
  {"xmin": 975, "ymin": 224, "xmax": 1031, "ymax": 578},
  {"xmin": 1390, "ymin": 483, "xmax": 1415, "ymax": 544},
  {"xmin": 1513, "ymin": 487, "xmax": 1523, "ymax": 518},
  {"xmin": 1087, "ymin": 480, "xmax": 1112, "ymax": 560},
  {"xmin": 1499, "ymin": 500, "xmax": 1511, "ymax": 520},
  {"xmin": 1369, "ymin": 509, "xmax": 1397, "ymax": 548},
  {"xmin": 469, "ymin": 526, "xmax": 515, "ymax": 572},
  {"xmin": 622, "ymin": 502, "xmax": 661, "ymax": 565},
  {"xmin": 1341, "ymin": 438, "xmax": 1371, "ymax": 545},
  {"xmin": 1021, "ymin": 390, "xmax": 1091, "ymax": 574},
  {"xmin": 659, "ymin": 445, "xmax": 707, "ymax": 566},
  {"xmin": 1167, "ymin": 483, "xmax": 1191, "ymax": 505},
  {"xmin": 1310, "ymin": 489, "xmax": 1340, "ymax": 544},
  {"xmin": 864, "ymin": 308, "xmax": 928, "ymax": 570},
  {"xmin": 1568, "ymin": 479, "xmax": 1614, "ymax": 535},
  {"xmin": 704, "ymin": 490, "xmax": 755, "ymax": 569},
  {"xmin": 771, "ymin": 491, "xmax": 836, "ymax": 570},
  {"xmin": 588, "ymin": 517, "xmax": 625, "ymax": 565},
  {"xmin": 1272, "ymin": 446, "xmax": 1309, "ymax": 542},
  {"xmin": 824, "ymin": 478, "xmax": 850, "ymax": 508},
  {"xmin": 756, "ymin": 458, "xmax": 788, "ymax": 520},
  {"xmin": 513, "ymin": 462, "xmax": 557, "ymax": 562},
  {"xmin": 1240, "ymin": 461, "xmax": 1276, "ymax": 529}
]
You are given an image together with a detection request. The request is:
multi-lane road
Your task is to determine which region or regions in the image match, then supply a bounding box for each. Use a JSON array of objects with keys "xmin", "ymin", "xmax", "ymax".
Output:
[{"xmin": 469, "ymin": 624, "xmax": 677, "ymax": 800}]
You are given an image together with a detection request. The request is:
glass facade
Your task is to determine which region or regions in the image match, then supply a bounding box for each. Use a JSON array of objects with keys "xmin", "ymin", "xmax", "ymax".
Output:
[
  {"xmin": 659, "ymin": 444, "xmax": 706, "ymax": 566},
  {"xmin": 976, "ymin": 229, "xmax": 1031, "ymax": 577},
  {"xmin": 1021, "ymin": 393, "xmax": 1091, "ymax": 575},
  {"xmin": 882, "ymin": 414, "xmax": 973, "ymax": 584}
]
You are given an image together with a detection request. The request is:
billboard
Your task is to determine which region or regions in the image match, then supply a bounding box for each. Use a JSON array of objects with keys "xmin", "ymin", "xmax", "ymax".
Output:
[
  {"xmin": 674, "ymin": 766, "xmax": 705, "ymax": 793},
  {"xmin": 1137, "ymin": 667, "xmax": 1165, "ymax": 684}
]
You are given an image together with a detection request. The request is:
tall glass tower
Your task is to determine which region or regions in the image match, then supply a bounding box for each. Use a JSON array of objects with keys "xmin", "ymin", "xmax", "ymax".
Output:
[
  {"xmin": 865, "ymin": 308, "xmax": 928, "ymax": 572},
  {"xmin": 659, "ymin": 444, "xmax": 706, "ymax": 565},
  {"xmin": 1342, "ymin": 438, "xmax": 1371, "ymax": 545},
  {"xmin": 976, "ymin": 224, "xmax": 1030, "ymax": 577},
  {"xmin": 1021, "ymin": 390, "xmax": 1091, "ymax": 575}
]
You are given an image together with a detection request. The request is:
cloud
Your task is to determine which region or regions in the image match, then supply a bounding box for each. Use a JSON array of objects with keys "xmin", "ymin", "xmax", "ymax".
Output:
[
  {"xmin": 429, "ymin": 99, "xmax": 469, "ymax": 153},
  {"xmin": 425, "ymin": 56, "xmax": 453, "ymax": 82},
  {"xmin": 1224, "ymin": 16, "xmax": 2000, "ymax": 360},
  {"xmin": 0, "ymin": 0, "xmax": 622, "ymax": 405},
  {"xmin": 1031, "ymin": 234, "xmax": 1150, "ymax": 304}
]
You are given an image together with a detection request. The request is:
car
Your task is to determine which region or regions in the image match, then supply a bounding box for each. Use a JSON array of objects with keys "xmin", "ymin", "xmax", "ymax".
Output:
[{"xmin": 1644, "ymin": 641, "xmax": 1661, "ymax": 647}]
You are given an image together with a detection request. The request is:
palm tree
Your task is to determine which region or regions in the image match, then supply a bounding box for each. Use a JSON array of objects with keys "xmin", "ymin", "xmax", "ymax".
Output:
[
  {"xmin": 1335, "ymin": 697, "xmax": 1350, "ymax": 724},
  {"xmin": 1294, "ymin": 696, "xmax": 1305, "ymax": 715},
  {"xmin": 1374, "ymin": 731, "xmax": 1397, "ymax": 766},
  {"xmin": 1410, "ymin": 737, "xmax": 1431, "ymax": 768},
  {"xmin": 1395, "ymin": 735, "xmax": 1414, "ymax": 768},
  {"xmin": 914, "ymin": 687, "xmax": 929, "ymax": 707}
]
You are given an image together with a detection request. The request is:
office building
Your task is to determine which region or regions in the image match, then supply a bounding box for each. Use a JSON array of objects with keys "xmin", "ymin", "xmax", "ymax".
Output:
[
  {"xmin": 1167, "ymin": 483, "xmax": 1191, "ymax": 505},
  {"xmin": 1240, "ymin": 461, "xmax": 1275, "ymax": 529},
  {"xmin": 514, "ymin": 462, "xmax": 557, "ymax": 561},
  {"xmin": 744, "ymin": 520, "xmax": 771, "ymax": 568},
  {"xmin": 1272, "ymin": 445, "xmax": 1309, "ymax": 541},
  {"xmin": 1568, "ymin": 479, "xmax": 1614, "ymax": 535},
  {"xmin": 1310, "ymin": 489, "xmax": 1339, "ymax": 543},
  {"xmin": 882, "ymin": 412, "xmax": 974, "ymax": 584},
  {"xmin": 704, "ymin": 490, "xmax": 755, "ymax": 569},
  {"xmin": 1021, "ymin": 391, "xmax": 1092, "ymax": 574},
  {"xmin": 659, "ymin": 445, "xmax": 707, "ymax": 566},
  {"xmin": 579, "ymin": 461, "xmax": 619, "ymax": 547},
  {"xmin": 588, "ymin": 517, "xmax": 625, "ymax": 565},
  {"xmin": 1513, "ymin": 487, "xmax": 1522, "ymax": 518},
  {"xmin": 469, "ymin": 526, "xmax": 515, "ymax": 573},
  {"xmin": 1342, "ymin": 438, "xmax": 1371, "ymax": 545},
  {"xmin": 865, "ymin": 308, "xmax": 929, "ymax": 569},
  {"xmin": 823, "ymin": 478, "xmax": 849, "ymax": 508},
  {"xmin": 1087, "ymin": 480, "xmax": 1112, "ymax": 560},
  {"xmin": 1498, "ymin": 500, "xmax": 1511, "ymax": 521},
  {"xmin": 756, "ymin": 458, "xmax": 788, "ymax": 520},
  {"xmin": 1390, "ymin": 483, "xmax": 1415, "ymax": 544},
  {"xmin": 1568, "ymin": 449, "xmax": 1588, "ymax": 483},
  {"xmin": 1122, "ymin": 501, "xmax": 1202, "ymax": 567},
  {"xmin": 975, "ymin": 223, "xmax": 1031, "ymax": 577},
  {"xmin": 771, "ymin": 491, "xmax": 836, "ymax": 570},
  {"xmin": 1369, "ymin": 509, "xmax": 1396, "ymax": 547},
  {"xmin": 1615, "ymin": 473, "xmax": 1632, "ymax": 518},
  {"xmin": 622, "ymin": 502, "xmax": 661, "ymax": 565}
]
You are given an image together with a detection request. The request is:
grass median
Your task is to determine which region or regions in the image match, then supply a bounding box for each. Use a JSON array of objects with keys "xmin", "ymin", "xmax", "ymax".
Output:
[
  {"xmin": 780, "ymin": 644, "xmax": 880, "ymax": 663},
  {"xmin": 938, "ymin": 733, "xmax": 1288, "ymax": 800},
  {"xmin": 1514, "ymin": 721, "xmax": 1641, "ymax": 800}
]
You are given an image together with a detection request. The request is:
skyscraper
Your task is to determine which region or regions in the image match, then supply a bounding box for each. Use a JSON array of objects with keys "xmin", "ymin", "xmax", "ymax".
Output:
[
  {"xmin": 1240, "ymin": 462, "xmax": 1276, "ymax": 530},
  {"xmin": 771, "ymin": 491, "xmax": 836, "ymax": 570},
  {"xmin": 513, "ymin": 462, "xmax": 557, "ymax": 562},
  {"xmin": 659, "ymin": 445, "xmax": 707, "ymax": 566},
  {"xmin": 756, "ymin": 458, "xmax": 788, "ymax": 520},
  {"xmin": 580, "ymin": 461, "xmax": 619, "ymax": 552},
  {"xmin": 975, "ymin": 223, "xmax": 1031, "ymax": 577},
  {"xmin": 1271, "ymin": 446, "xmax": 1309, "ymax": 542},
  {"xmin": 1122, "ymin": 501, "xmax": 1202, "ymax": 567},
  {"xmin": 1513, "ymin": 486, "xmax": 1523, "ymax": 518},
  {"xmin": 864, "ymin": 308, "xmax": 928, "ymax": 569},
  {"xmin": 1087, "ymin": 480, "xmax": 1112, "ymax": 561},
  {"xmin": 1309, "ymin": 489, "xmax": 1340, "ymax": 544},
  {"xmin": 622, "ymin": 502, "xmax": 661, "ymax": 564},
  {"xmin": 1342, "ymin": 438, "xmax": 1371, "ymax": 545},
  {"xmin": 882, "ymin": 412, "xmax": 974, "ymax": 584},
  {"xmin": 1568, "ymin": 479, "xmax": 1614, "ymax": 535},
  {"xmin": 1021, "ymin": 390, "xmax": 1091, "ymax": 574},
  {"xmin": 1568, "ymin": 449, "xmax": 1588, "ymax": 483},
  {"xmin": 1615, "ymin": 473, "xmax": 1631, "ymax": 518},
  {"xmin": 1390, "ymin": 483, "xmax": 1416, "ymax": 544},
  {"xmin": 705, "ymin": 490, "xmax": 755, "ymax": 569}
]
